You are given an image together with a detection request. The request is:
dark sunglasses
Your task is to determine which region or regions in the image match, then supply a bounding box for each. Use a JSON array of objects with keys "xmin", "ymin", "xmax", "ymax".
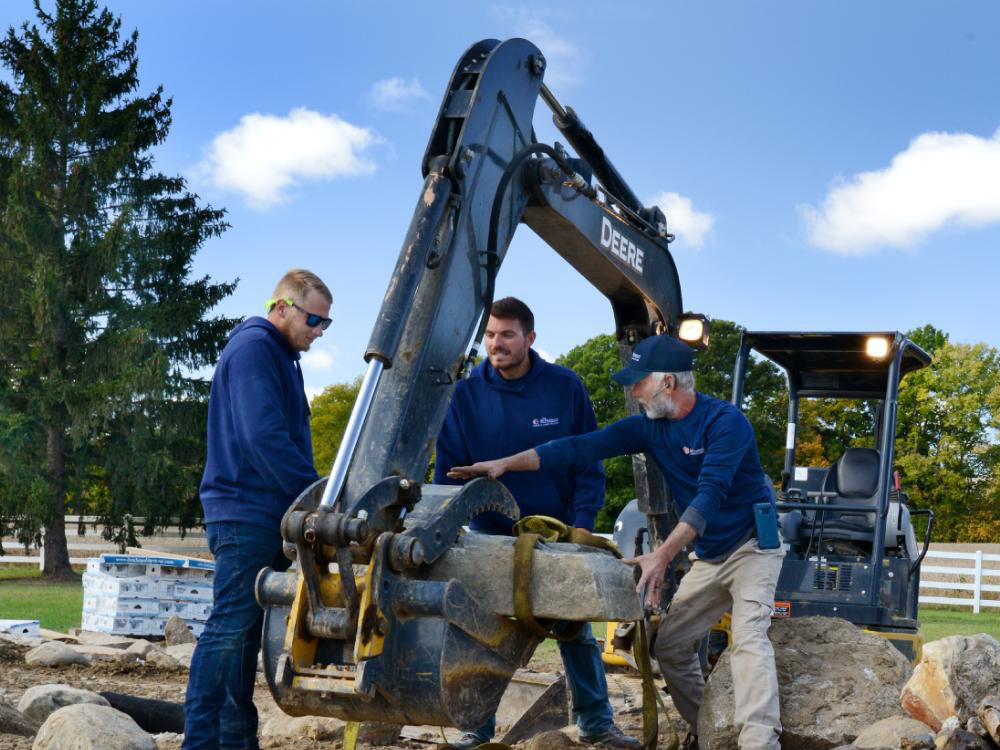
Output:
[{"xmin": 291, "ymin": 302, "xmax": 332, "ymax": 330}]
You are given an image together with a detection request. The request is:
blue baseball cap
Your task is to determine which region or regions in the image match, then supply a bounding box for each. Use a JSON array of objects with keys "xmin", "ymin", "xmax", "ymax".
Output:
[{"xmin": 612, "ymin": 335, "xmax": 694, "ymax": 385}]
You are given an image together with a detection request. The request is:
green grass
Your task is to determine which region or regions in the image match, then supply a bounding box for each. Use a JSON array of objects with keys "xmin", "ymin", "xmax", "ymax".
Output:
[
  {"xmin": 0, "ymin": 565, "xmax": 84, "ymax": 633},
  {"xmin": 2, "ymin": 562, "xmax": 999, "ymax": 646},
  {"xmin": 918, "ymin": 606, "xmax": 1000, "ymax": 643}
]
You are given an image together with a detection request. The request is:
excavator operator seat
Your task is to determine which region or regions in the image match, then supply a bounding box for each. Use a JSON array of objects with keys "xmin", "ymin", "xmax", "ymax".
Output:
[
  {"xmin": 827, "ymin": 447, "xmax": 881, "ymax": 529},
  {"xmin": 805, "ymin": 447, "xmax": 911, "ymax": 553}
]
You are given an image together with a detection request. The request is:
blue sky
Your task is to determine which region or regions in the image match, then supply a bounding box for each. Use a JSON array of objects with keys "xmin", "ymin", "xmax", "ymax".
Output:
[{"xmin": 7, "ymin": 1, "xmax": 999, "ymax": 396}]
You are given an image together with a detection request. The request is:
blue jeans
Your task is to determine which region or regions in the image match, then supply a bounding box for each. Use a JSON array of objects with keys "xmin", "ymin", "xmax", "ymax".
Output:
[
  {"xmin": 183, "ymin": 522, "xmax": 289, "ymax": 750},
  {"xmin": 468, "ymin": 622, "xmax": 614, "ymax": 742}
]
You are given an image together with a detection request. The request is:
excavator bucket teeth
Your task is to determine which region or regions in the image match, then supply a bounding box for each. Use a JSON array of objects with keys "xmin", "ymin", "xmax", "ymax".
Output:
[{"xmin": 400, "ymin": 479, "xmax": 519, "ymax": 564}]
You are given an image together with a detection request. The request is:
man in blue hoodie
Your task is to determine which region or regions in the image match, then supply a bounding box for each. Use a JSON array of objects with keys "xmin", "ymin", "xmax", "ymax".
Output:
[
  {"xmin": 435, "ymin": 297, "xmax": 639, "ymax": 750},
  {"xmin": 183, "ymin": 269, "xmax": 331, "ymax": 750},
  {"xmin": 447, "ymin": 335, "xmax": 783, "ymax": 750}
]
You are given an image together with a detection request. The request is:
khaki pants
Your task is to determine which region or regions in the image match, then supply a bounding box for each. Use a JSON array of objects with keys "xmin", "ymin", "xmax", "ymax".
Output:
[{"xmin": 652, "ymin": 540, "xmax": 784, "ymax": 750}]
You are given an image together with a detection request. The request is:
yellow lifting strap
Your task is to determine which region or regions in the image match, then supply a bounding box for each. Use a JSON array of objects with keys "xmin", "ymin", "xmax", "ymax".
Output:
[
  {"xmin": 510, "ymin": 516, "xmax": 661, "ymax": 749},
  {"xmin": 512, "ymin": 515, "xmax": 621, "ymax": 641}
]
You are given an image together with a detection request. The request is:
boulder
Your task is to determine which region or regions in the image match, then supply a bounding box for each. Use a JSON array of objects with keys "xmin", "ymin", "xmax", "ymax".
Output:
[
  {"xmin": 125, "ymin": 640, "xmax": 156, "ymax": 658},
  {"xmin": 934, "ymin": 727, "xmax": 993, "ymax": 750},
  {"xmin": 976, "ymin": 696, "xmax": 1000, "ymax": 745},
  {"xmin": 142, "ymin": 644, "xmax": 182, "ymax": 670},
  {"xmin": 0, "ymin": 700, "xmax": 39, "ymax": 737},
  {"xmin": 32, "ymin": 703, "xmax": 155, "ymax": 750},
  {"xmin": 260, "ymin": 713, "xmax": 345, "ymax": 740},
  {"xmin": 853, "ymin": 716, "xmax": 935, "ymax": 749},
  {"xmin": 522, "ymin": 729, "xmax": 579, "ymax": 750},
  {"xmin": 16, "ymin": 684, "xmax": 110, "ymax": 724},
  {"xmin": 163, "ymin": 642, "xmax": 196, "ymax": 668},
  {"xmin": 964, "ymin": 717, "xmax": 985, "ymax": 738},
  {"xmin": 24, "ymin": 641, "xmax": 91, "ymax": 668},
  {"xmin": 901, "ymin": 635, "xmax": 1000, "ymax": 731},
  {"xmin": 163, "ymin": 615, "xmax": 196, "ymax": 646},
  {"xmin": 698, "ymin": 616, "xmax": 912, "ymax": 750}
]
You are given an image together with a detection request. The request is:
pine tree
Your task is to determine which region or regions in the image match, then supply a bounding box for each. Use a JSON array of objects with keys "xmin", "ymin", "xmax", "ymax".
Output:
[{"xmin": 0, "ymin": 0, "xmax": 235, "ymax": 577}]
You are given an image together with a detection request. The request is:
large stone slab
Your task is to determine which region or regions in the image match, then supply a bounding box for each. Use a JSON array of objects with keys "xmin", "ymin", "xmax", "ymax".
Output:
[
  {"xmin": 424, "ymin": 532, "xmax": 640, "ymax": 621},
  {"xmin": 901, "ymin": 634, "xmax": 1000, "ymax": 731},
  {"xmin": 699, "ymin": 616, "xmax": 912, "ymax": 750},
  {"xmin": 33, "ymin": 703, "xmax": 155, "ymax": 750},
  {"xmin": 16, "ymin": 684, "xmax": 110, "ymax": 724}
]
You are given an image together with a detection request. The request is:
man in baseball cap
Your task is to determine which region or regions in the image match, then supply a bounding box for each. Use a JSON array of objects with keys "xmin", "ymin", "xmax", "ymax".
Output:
[
  {"xmin": 447, "ymin": 334, "xmax": 783, "ymax": 750},
  {"xmin": 611, "ymin": 334, "xmax": 694, "ymax": 386}
]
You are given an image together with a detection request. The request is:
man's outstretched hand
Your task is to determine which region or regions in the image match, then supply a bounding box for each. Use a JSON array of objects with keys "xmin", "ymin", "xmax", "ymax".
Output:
[
  {"xmin": 446, "ymin": 449, "xmax": 541, "ymax": 481},
  {"xmin": 447, "ymin": 460, "xmax": 508, "ymax": 481},
  {"xmin": 624, "ymin": 548, "xmax": 670, "ymax": 607}
]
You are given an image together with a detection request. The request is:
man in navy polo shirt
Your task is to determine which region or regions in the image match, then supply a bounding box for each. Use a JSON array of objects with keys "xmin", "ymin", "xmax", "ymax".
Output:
[
  {"xmin": 435, "ymin": 297, "xmax": 639, "ymax": 750},
  {"xmin": 448, "ymin": 334, "xmax": 783, "ymax": 750}
]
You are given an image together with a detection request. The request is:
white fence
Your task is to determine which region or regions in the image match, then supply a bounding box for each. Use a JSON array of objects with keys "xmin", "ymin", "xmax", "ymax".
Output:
[
  {"xmin": 918, "ymin": 549, "xmax": 1000, "ymax": 613},
  {"xmin": 1, "ymin": 515, "xmax": 209, "ymax": 569},
  {"xmin": 3, "ymin": 523, "xmax": 998, "ymax": 615}
]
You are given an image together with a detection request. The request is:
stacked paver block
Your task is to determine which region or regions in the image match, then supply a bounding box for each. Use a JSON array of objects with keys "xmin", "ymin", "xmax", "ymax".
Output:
[
  {"xmin": 82, "ymin": 554, "xmax": 214, "ymax": 637},
  {"xmin": 0, "ymin": 619, "xmax": 40, "ymax": 638}
]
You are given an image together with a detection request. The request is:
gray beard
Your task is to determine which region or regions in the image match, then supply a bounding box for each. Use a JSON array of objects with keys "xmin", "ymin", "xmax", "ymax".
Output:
[{"xmin": 641, "ymin": 392, "xmax": 680, "ymax": 420}]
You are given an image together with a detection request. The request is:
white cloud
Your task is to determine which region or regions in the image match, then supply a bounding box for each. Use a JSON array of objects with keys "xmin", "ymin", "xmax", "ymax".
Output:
[
  {"xmin": 535, "ymin": 347, "xmax": 554, "ymax": 362},
  {"xmin": 301, "ymin": 347, "xmax": 335, "ymax": 372},
  {"xmin": 369, "ymin": 77, "xmax": 430, "ymax": 111},
  {"xmin": 650, "ymin": 191, "xmax": 715, "ymax": 248},
  {"xmin": 197, "ymin": 108, "xmax": 377, "ymax": 209},
  {"xmin": 490, "ymin": 7, "xmax": 581, "ymax": 88},
  {"xmin": 304, "ymin": 386, "xmax": 325, "ymax": 403},
  {"xmin": 803, "ymin": 128, "xmax": 1000, "ymax": 255}
]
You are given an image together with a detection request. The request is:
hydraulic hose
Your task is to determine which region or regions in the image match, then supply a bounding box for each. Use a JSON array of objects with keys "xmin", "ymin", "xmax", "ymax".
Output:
[{"xmin": 464, "ymin": 143, "xmax": 581, "ymax": 372}]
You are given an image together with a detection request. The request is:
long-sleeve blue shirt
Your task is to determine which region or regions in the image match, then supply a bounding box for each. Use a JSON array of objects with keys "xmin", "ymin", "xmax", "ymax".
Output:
[
  {"xmin": 199, "ymin": 317, "xmax": 320, "ymax": 531},
  {"xmin": 434, "ymin": 349, "xmax": 605, "ymax": 534},
  {"xmin": 536, "ymin": 392, "xmax": 772, "ymax": 560}
]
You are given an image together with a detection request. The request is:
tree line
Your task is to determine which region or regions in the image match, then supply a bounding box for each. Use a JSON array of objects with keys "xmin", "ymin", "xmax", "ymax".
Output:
[{"xmin": 309, "ymin": 321, "xmax": 1000, "ymax": 540}]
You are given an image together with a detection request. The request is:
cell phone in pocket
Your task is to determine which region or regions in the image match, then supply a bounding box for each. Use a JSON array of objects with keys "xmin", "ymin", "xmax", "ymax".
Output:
[{"xmin": 753, "ymin": 502, "xmax": 781, "ymax": 550}]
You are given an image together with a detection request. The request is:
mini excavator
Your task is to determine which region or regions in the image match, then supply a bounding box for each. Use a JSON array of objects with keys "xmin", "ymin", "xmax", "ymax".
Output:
[{"xmin": 254, "ymin": 38, "xmax": 706, "ymax": 732}]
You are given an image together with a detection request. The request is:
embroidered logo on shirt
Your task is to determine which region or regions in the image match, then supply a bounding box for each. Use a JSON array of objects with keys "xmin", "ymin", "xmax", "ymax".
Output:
[
  {"xmin": 532, "ymin": 417, "xmax": 560, "ymax": 427},
  {"xmin": 683, "ymin": 446, "xmax": 705, "ymax": 456}
]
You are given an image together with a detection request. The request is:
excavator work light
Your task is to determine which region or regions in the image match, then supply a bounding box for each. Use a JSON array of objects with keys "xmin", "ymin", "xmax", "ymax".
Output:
[
  {"xmin": 678, "ymin": 314, "xmax": 710, "ymax": 349},
  {"xmin": 865, "ymin": 336, "xmax": 890, "ymax": 359}
]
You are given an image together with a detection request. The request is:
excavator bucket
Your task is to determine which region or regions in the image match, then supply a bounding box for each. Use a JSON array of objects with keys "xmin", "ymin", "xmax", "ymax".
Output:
[{"xmin": 256, "ymin": 478, "xmax": 640, "ymax": 729}]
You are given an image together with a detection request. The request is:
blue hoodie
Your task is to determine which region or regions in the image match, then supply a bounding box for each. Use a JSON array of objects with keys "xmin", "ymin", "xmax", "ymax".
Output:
[
  {"xmin": 434, "ymin": 350, "xmax": 605, "ymax": 534},
  {"xmin": 199, "ymin": 317, "xmax": 319, "ymax": 531},
  {"xmin": 535, "ymin": 393, "xmax": 774, "ymax": 560}
]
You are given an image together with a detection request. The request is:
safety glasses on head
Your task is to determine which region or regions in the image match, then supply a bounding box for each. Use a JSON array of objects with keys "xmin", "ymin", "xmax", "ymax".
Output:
[{"xmin": 265, "ymin": 297, "xmax": 333, "ymax": 330}]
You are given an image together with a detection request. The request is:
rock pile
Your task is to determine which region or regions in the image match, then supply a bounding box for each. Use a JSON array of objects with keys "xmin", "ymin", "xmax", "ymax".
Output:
[
  {"xmin": 6, "ymin": 616, "xmax": 1000, "ymax": 749},
  {"xmin": 698, "ymin": 620, "xmax": 1000, "ymax": 750}
]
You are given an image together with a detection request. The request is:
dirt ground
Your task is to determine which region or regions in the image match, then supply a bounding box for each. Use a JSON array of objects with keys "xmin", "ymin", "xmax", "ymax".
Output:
[{"xmin": 0, "ymin": 640, "xmax": 680, "ymax": 750}]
